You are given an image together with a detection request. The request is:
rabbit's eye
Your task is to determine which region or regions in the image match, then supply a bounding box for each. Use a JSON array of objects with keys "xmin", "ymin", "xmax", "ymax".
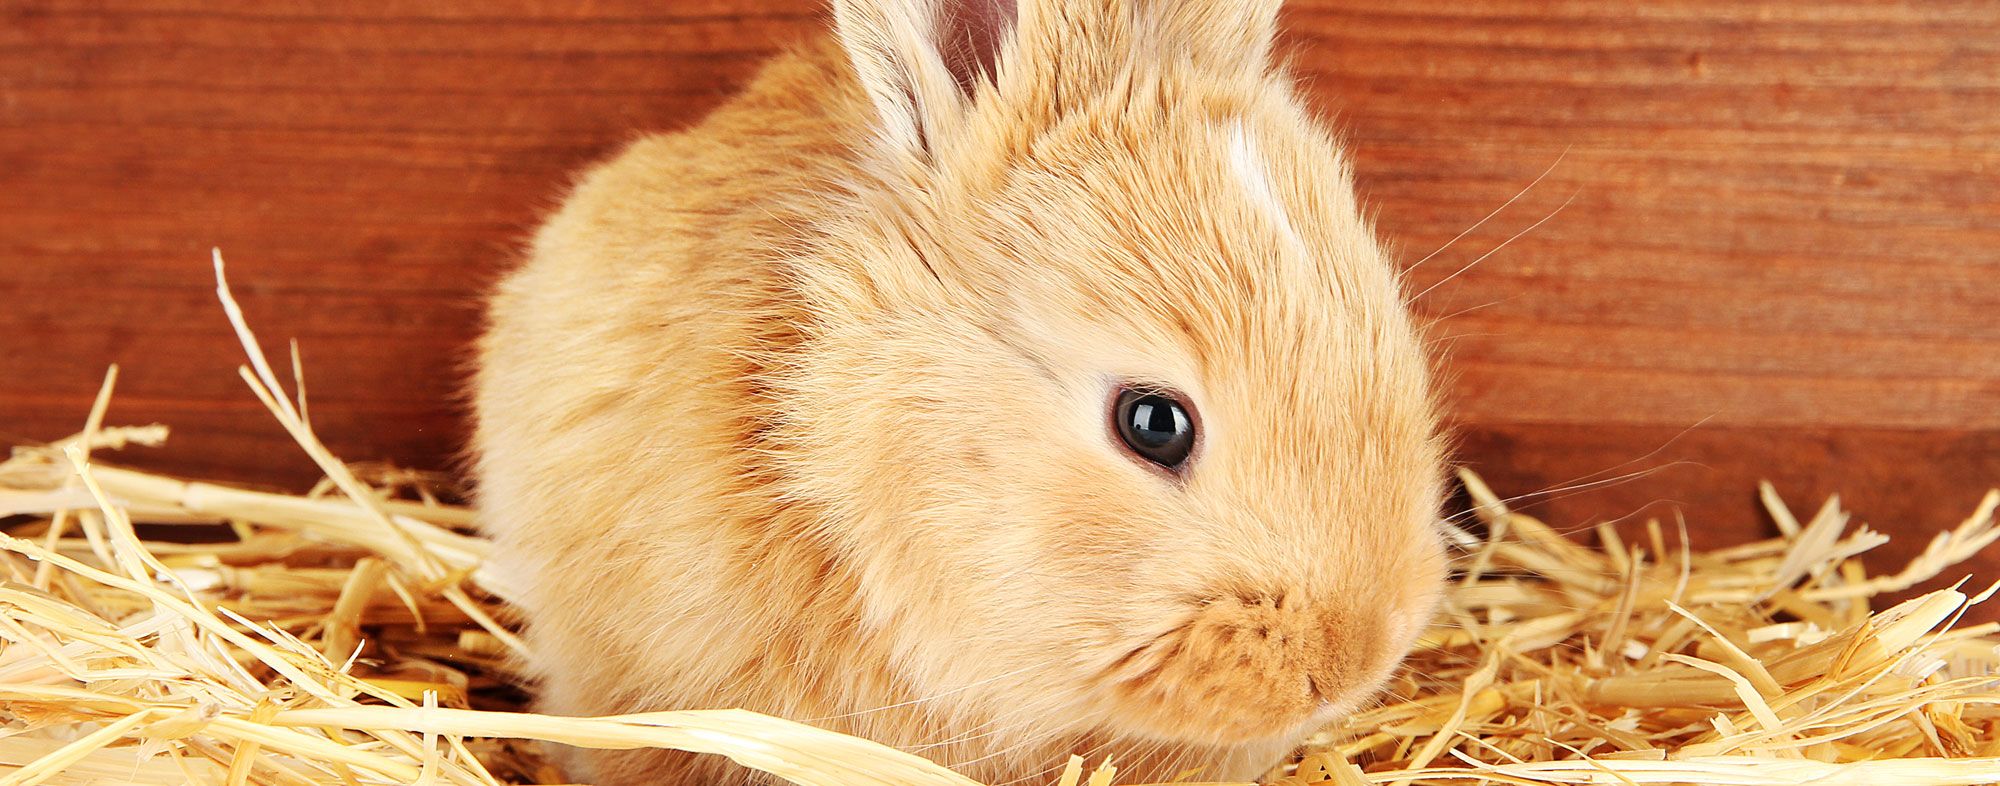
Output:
[{"xmin": 1112, "ymin": 387, "xmax": 1196, "ymax": 470}]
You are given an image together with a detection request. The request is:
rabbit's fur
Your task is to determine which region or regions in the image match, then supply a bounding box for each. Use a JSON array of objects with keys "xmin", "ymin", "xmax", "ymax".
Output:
[{"xmin": 473, "ymin": 1, "xmax": 1448, "ymax": 783}]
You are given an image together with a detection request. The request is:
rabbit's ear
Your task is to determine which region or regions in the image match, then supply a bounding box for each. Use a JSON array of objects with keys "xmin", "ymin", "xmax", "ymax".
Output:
[
  {"xmin": 833, "ymin": 0, "xmax": 1019, "ymax": 161},
  {"xmin": 1152, "ymin": 0, "xmax": 1283, "ymax": 74}
]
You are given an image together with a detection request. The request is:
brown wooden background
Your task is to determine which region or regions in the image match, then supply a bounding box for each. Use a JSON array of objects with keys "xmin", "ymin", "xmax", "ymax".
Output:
[{"xmin": 5, "ymin": 1, "xmax": 1997, "ymax": 614}]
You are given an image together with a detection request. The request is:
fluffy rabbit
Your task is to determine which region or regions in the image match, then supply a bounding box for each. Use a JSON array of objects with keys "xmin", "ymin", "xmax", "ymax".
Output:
[{"xmin": 473, "ymin": 0, "xmax": 1449, "ymax": 783}]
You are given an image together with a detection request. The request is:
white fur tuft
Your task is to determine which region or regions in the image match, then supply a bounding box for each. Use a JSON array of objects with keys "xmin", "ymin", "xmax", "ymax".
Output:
[{"xmin": 1227, "ymin": 121, "xmax": 1307, "ymax": 256}]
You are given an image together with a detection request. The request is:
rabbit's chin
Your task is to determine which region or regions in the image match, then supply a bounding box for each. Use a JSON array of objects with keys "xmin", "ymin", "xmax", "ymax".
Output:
[{"xmin": 1087, "ymin": 595, "xmax": 1414, "ymax": 745}]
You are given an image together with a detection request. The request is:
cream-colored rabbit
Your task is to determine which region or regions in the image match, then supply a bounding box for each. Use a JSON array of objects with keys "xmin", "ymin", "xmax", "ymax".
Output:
[{"xmin": 473, "ymin": 1, "xmax": 1448, "ymax": 783}]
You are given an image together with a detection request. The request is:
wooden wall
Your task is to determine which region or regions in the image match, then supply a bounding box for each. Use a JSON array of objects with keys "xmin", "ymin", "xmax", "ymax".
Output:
[{"xmin": 6, "ymin": 1, "xmax": 1997, "ymax": 611}]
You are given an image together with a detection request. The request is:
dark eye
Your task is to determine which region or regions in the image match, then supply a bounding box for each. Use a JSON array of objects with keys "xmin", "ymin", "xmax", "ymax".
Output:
[{"xmin": 1112, "ymin": 387, "xmax": 1196, "ymax": 470}]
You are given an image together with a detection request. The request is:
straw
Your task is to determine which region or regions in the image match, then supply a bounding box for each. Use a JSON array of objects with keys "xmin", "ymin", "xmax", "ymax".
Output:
[{"xmin": 2, "ymin": 254, "xmax": 1996, "ymax": 785}]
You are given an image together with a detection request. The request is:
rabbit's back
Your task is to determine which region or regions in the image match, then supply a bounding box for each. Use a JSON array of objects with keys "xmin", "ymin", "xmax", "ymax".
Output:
[{"xmin": 471, "ymin": 37, "xmax": 872, "ymax": 737}]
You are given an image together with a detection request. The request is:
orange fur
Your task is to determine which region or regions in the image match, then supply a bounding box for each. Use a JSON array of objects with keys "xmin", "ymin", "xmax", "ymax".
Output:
[{"xmin": 473, "ymin": 1, "xmax": 1448, "ymax": 784}]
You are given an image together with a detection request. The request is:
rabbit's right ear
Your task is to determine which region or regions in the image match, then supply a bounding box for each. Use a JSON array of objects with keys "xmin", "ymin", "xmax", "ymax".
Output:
[{"xmin": 834, "ymin": 0, "xmax": 1019, "ymax": 163}]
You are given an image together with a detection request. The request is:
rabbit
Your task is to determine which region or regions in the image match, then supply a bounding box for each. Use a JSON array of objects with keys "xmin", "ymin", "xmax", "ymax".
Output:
[{"xmin": 471, "ymin": 0, "xmax": 1450, "ymax": 784}]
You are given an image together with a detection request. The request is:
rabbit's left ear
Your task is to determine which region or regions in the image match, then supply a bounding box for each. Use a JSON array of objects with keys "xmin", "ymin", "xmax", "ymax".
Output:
[
  {"xmin": 833, "ymin": 0, "xmax": 1020, "ymax": 162},
  {"xmin": 1153, "ymin": 0, "xmax": 1283, "ymax": 74}
]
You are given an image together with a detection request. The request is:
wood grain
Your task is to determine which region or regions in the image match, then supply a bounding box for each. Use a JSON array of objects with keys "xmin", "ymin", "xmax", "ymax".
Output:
[{"xmin": 5, "ymin": 1, "xmax": 1997, "ymax": 614}]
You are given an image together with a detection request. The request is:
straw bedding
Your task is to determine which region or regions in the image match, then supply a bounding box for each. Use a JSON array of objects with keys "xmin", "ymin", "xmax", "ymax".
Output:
[{"xmin": 3, "ymin": 259, "xmax": 1998, "ymax": 785}]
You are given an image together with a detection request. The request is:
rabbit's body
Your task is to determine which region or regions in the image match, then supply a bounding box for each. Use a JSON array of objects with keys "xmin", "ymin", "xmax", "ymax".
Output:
[{"xmin": 475, "ymin": 3, "xmax": 1448, "ymax": 785}]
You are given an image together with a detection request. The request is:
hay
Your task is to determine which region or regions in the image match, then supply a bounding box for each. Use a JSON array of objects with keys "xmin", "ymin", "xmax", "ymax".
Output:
[{"xmin": 2, "ymin": 255, "xmax": 1997, "ymax": 786}]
